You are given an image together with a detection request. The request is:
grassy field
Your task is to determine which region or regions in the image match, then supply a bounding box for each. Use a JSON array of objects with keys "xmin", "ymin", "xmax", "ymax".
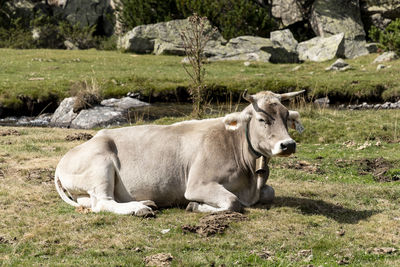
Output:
[
  {"xmin": 0, "ymin": 49, "xmax": 399, "ymax": 112},
  {"xmin": 0, "ymin": 108, "xmax": 399, "ymax": 266}
]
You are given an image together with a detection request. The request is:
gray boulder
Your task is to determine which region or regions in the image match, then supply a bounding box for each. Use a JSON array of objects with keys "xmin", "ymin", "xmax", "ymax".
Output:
[
  {"xmin": 119, "ymin": 18, "xmax": 225, "ymax": 55},
  {"xmin": 297, "ymin": 33, "xmax": 345, "ymax": 62},
  {"xmin": 52, "ymin": 0, "xmax": 115, "ymax": 37},
  {"xmin": 360, "ymin": 0, "xmax": 400, "ymax": 29},
  {"xmin": 50, "ymin": 97, "xmax": 78, "ymax": 127},
  {"xmin": 101, "ymin": 97, "xmax": 150, "ymax": 110},
  {"xmin": 271, "ymin": 0, "xmax": 305, "ymax": 26},
  {"xmin": 207, "ymin": 36, "xmax": 273, "ymax": 62},
  {"xmin": 373, "ymin": 51, "xmax": 399, "ymax": 63},
  {"xmin": 70, "ymin": 106, "xmax": 125, "ymax": 129},
  {"xmin": 269, "ymin": 29, "xmax": 299, "ymax": 63},
  {"xmin": 310, "ymin": 0, "xmax": 368, "ymax": 59},
  {"xmin": 50, "ymin": 97, "xmax": 149, "ymax": 129},
  {"xmin": 207, "ymin": 32, "xmax": 300, "ymax": 63}
]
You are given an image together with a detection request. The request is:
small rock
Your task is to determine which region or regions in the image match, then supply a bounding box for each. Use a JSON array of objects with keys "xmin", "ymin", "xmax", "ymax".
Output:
[
  {"xmin": 291, "ymin": 65, "xmax": 301, "ymax": 71},
  {"xmin": 376, "ymin": 64, "xmax": 386, "ymax": 70},
  {"xmin": 64, "ymin": 40, "xmax": 79, "ymax": 50},
  {"xmin": 314, "ymin": 97, "xmax": 330, "ymax": 107},
  {"xmin": 160, "ymin": 229, "xmax": 170, "ymax": 234},
  {"xmin": 373, "ymin": 51, "xmax": 398, "ymax": 63},
  {"xmin": 336, "ymin": 229, "xmax": 345, "ymax": 236},
  {"xmin": 243, "ymin": 61, "xmax": 251, "ymax": 67},
  {"xmin": 144, "ymin": 253, "xmax": 173, "ymax": 266},
  {"xmin": 325, "ymin": 58, "xmax": 349, "ymax": 71}
]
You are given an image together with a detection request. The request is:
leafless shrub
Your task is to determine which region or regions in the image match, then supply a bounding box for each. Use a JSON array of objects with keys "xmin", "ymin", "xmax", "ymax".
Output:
[
  {"xmin": 180, "ymin": 14, "xmax": 217, "ymax": 118},
  {"xmin": 71, "ymin": 77, "xmax": 102, "ymax": 113}
]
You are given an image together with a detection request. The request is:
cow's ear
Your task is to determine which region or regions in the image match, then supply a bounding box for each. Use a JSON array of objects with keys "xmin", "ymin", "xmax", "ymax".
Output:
[
  {"xmin": 223, "ymin": 112, "xmax": 251, "ymax": 131},
  {"xmin": 287, "ymin": 111, "xmax": 304, "ymax": 134}
]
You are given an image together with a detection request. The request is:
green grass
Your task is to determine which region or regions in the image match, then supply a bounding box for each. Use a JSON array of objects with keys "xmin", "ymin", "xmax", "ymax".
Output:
[
  {"xmin": 0, "ymin": 49, "xmax": 399, "ymax": 111},
  {"xmin": 0, "ymin": 108, "xmax": 399, "ymax": 266}
]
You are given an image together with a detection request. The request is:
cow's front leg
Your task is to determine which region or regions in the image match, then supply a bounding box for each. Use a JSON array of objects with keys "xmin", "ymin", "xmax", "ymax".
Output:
[{"xmin": 184, "ymin": 182, "xmax": 243, "ymax": 213}]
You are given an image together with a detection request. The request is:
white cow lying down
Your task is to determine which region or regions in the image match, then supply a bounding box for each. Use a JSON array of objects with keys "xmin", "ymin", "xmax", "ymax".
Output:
[{"xmin": 55, "ymin": 90, "xmax": 304, "ymax": 216}]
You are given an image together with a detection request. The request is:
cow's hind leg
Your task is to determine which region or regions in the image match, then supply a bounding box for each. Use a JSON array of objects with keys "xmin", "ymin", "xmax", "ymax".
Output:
[{"xmin": 87, "ymin": 158, "xmax": 154, "ymax": 217}]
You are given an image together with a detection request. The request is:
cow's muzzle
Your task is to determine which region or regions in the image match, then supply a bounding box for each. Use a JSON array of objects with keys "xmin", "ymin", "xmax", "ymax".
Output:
[
  {"xmin": 280, "ymin": 139, "xmax": 296, "ymax": 155},
  {"xmin": 273, "ymin": 139, "xmax": 296, "ymax": 156}
]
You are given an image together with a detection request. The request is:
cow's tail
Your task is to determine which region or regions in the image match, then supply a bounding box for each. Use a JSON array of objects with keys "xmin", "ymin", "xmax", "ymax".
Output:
[{"xmin": 54, "ymin": 172, "xmax": 79, "ymax": 207}]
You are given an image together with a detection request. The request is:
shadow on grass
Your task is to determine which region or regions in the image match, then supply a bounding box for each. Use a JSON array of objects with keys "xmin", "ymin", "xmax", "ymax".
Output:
[{"xmin": 270, "ymin": 196, "xmax": 380, "ymax": 224}]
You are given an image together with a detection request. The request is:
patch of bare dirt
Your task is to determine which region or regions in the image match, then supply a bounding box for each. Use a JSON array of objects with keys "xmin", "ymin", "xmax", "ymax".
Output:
[
  {"xmin": 367, "ymin": 247, "xmax": 397, "ymax": 255},
  {"xmin": 335, "ymin": 157, "xmax": 397, "ymax": 182},
  {"xmin": 75, "ymin": 206, "xmax": 91, "ymax": 214},
  {"xmin": 144, "ymin": 253, "xmax": 173, "ymax": 266},
  {"xmin": 65, "ymin": 133, "xmax": 93, "ymax": 141},
  {"xmin": 25, "ymin": 168, "xmax": 54, "ymax": 184},
  {"xmin": 0, "ymin": 129, "xmax": 20, "ymax": 136},
  {"xmin": 357, "ymin": 157, "xmax": 393, "ymax": 182},
  {"xmin": 250, "ymin": 249, "xmax": 275, "ymax": 260},
  {"xmin": 181, "ymin": 211, "xmax": 247, "ymax": 237},
  {"xmin": 279, "ymin": 160, "xmax": 325, "ymax": 174}
]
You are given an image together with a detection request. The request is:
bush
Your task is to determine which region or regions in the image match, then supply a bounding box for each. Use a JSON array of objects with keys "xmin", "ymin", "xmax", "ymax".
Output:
[
  {"xmin": 369, "ymin": 18, "xmax": 400, "ymax": 55},
  {"xmin": 116, "ymin": 0, "xmax": 182, "ymax": 33},
  {"xmin": 176, "ymin": 0, "xmax": 277, "ymax": 40},
  {"xmin": 116, "ymin": 0, "xmax": 277, "ymax": 40},
  {"xmin": 0, "ymin": 18, "xmax": 34, "ymax": 49}
]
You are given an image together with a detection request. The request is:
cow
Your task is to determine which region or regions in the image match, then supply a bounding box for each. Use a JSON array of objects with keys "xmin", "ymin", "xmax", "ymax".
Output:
[{"xmin": 55, "ymin": 90, "xmax": 305, "ymax": 216}]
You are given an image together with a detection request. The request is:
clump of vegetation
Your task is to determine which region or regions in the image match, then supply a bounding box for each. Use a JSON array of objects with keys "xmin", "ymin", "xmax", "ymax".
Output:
[
  {"xmin": 180, "ymin": 14, "xmax": 216, "ymax": 117},
  {"xmin": 369, "ymin": 18, "xmax": 400, "ymax": 55},
  {"xmin": 71, "ymin": 78, "xmax": 103, "ymax": 113},
  {"xmin": 176, "ymin": 0, "xmax": 277, "ymax": 40},
  {"xmin": 115, "ymin": 0, "xmax": 181, "ymax": 33},
  {"xmin": 116, "ymin": 0, "xmax": 277, "ymax": 39}
]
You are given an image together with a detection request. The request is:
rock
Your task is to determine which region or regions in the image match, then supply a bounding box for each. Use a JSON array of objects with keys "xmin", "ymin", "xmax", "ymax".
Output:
[
  {"xmin": 297, "ymin": 33, "xmax": 345, "ymax": 62},
  {"xmin": 119, "ymin": 18, "xmax": 225, "ymax": 55},
  {"xmin": 360, "ymin": 0, "xmax": 400, "ymax": 29},
  {"xmin": 314, "ymin": 97, "xmax": 330, "ymax": 107},
  {"xmin": 70, "ymin": 106, "xmax": 125, "ymax": 129},
  {"xmin": 269, "ymin": 29, "xmax": 299, "ymax": 63},
  {"xmin": 376, "ymin": 64, "xmax": 386, "ymax": 70},
  {"xmin": 365, "ymin": 43, "xmax": 379, "ymax": 53},
  {"xmin": 270, "ymin": 29, "xmax": 298, "ymax": 52},
  {"xmin": 271, "ymin": 0, "xmax": 305, "ymax": 26},
  {"xmin": 291, "ymin": 65, "xmax": 302, "ymax": 71},
  {"xmin": 325, "ymin": 58, "xmax": 350, "ymax": 71},
  {"xmin": 244, "ymin": 61, "xmax": 251, "ymax": 67},
  {"xmin": 310, "ymin": 0, "xmax": 369, "ymax": 59},
  {"xmin": 64, "ymin": 40, "xmax": 79, "ymax": 50},
  {"xmin": 208, "ymin": 34, "xmax": 299, "ymax": 63},
  {"xmin": 373, "ymin": 51, "xmax": 399, "ymax": 63},
  {"xmin": 50, "ymin": 97, "xmax": 150, "ymax": 129},
  {"xmin": 207, "ymin": 36, "xmax": 273, "ymax": 62},
  {"xmin": 100, "ymin": 97, "xmax": 149, "ymax": 110},
  {"xmin": 50, "ymin": 97, "xmax": 78, "ymax": 127},
  {"xmin": 52, "ymin": 0, "xmax": 115, "ymax": 37}
]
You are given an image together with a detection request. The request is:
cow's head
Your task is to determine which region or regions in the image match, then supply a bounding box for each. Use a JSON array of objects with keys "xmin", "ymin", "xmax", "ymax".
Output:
[{"xmin": 223, "ymin": 90, "xmax": 305, "ymax": 157}]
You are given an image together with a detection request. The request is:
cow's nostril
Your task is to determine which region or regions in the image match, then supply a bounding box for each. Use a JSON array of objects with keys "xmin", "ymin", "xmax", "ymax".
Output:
[{"xmin": 280, "ymin": 143, "xmax": 288, "ymax": 151}]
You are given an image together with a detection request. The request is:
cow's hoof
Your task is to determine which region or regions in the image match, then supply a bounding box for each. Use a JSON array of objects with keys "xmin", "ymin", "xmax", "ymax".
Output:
[
  {"xmin": 140, "ymin": 200, "xmax": 158, "ymax": 210},
  {"xmin": 135, "ymin": 208, "xmax": 155, "ymax": 218},
  {"xmin": 186, "ymin": 202, "xmax": 199, "ymax": 212}
]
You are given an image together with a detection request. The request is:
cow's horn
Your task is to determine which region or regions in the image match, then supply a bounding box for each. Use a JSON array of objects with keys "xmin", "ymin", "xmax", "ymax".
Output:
[
  {"xmin": 243, "ymin": 89, "xmax": 255, "ymax": 103},
  {"xmin": 279, "ymin": 90, "xmax": 305, "ymax": 101}
]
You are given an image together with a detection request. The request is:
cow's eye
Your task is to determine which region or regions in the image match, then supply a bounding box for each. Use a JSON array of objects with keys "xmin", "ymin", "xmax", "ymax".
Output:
[{"xmin": 258, "ymin": 118, "xmax": 265, "ymax": 123}]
